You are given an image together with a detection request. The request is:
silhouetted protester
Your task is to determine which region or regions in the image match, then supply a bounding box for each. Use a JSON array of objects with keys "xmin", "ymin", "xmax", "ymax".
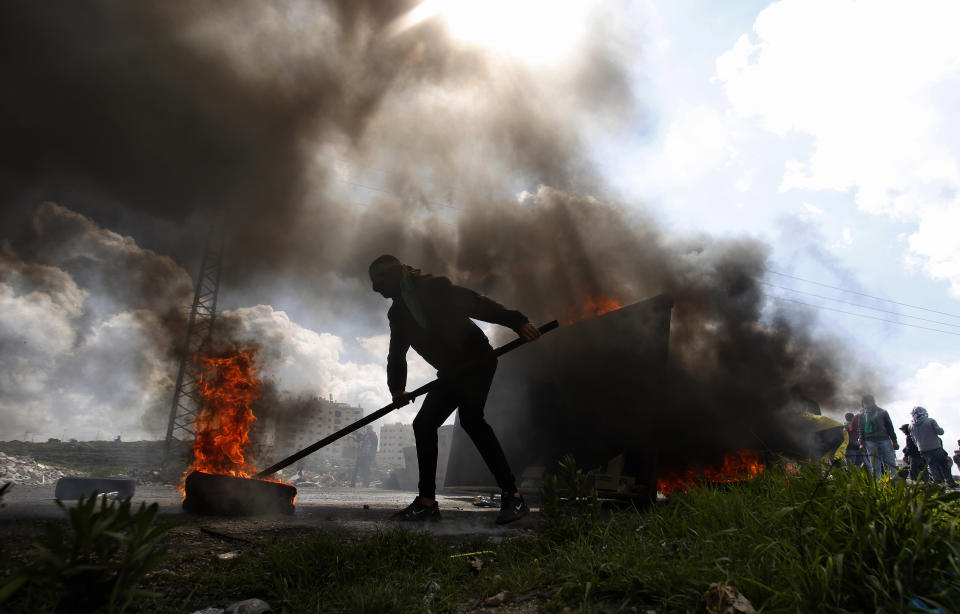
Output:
[
  {"xmin": 368, "ymin": 255, "xmax": 541, "ymax": 524},
  {"xmin": 899, "ymin": 423, "xmax": 927, "ymax": 482},
  {"xmin": 844, "ymin": 412, "xmax": 865, "ymax": 468},
  {"xmin": 908, "ymin": 406, "xmax": 956, "ymax": 486},
  {"xmin": 351, "ymin": 426, "xmax": 378, "ymax": 488},
  {"xmin": 856, "ymin": 394, "xmax": 899, "ymax": 478}
]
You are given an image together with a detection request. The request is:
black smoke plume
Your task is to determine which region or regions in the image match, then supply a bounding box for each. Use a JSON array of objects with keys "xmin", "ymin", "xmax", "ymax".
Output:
[{"xmin": 0, "ymin": 2, "xmax": 878, "ymax": 464}]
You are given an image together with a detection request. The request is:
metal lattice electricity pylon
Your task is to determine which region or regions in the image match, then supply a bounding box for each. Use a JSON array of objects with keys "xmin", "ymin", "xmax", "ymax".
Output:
[{"xmin": 164, "ymin": 235, "xmax": 223, "ymax": 457}]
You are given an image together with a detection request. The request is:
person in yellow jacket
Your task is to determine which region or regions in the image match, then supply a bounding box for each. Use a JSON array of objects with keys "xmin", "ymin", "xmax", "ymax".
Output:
[{"xmin": 799, "ymin": 412, "xmax": 849, "ymax": 463}]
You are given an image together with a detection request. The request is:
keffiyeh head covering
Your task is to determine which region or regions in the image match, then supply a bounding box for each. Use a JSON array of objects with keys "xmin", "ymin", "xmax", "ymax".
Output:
[{"xmin": 911, "ymin": 405, "xmax": 928, "ymax": 426}]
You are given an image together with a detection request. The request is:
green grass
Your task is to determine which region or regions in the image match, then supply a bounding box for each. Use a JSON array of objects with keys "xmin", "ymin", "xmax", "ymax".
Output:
[
  {"xmin": 537, "ymin": 463, "xmax": 960, "ymax": 613},
  {"xmin": 9, "ymin": 461, "xmax": 960, "ymax": 613},
  {"xmin": 135, "ymin": 462, "xmax": 960, "ymax": 613}
]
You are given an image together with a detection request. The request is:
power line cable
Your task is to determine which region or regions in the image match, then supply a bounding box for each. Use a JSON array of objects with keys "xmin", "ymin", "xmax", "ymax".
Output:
[
  {"xmin": 760, "ymin": 281, "xmax": 960, "ymax": 330},
  {"xmin": 767, "ymin": 294, "xmax": 960, "ymax": 337},
  {"xmin": 765, "ymin": 269, "xmax": 960, "ymax": 320}
]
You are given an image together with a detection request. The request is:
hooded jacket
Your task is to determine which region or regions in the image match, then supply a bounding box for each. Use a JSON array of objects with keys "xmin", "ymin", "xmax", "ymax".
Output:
[
  {"xmin": 909, "ymin": 417, "xmax": 945, "ymax": 453},
  {"xmin": 386, "ymin": 275, "xmax": 529, "ymax": 393}
]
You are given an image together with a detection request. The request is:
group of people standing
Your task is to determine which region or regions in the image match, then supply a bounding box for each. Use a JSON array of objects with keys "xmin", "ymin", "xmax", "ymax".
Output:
[{"xmin": 842, "ymin": 395, "xmax": 956, "ymax": 486}]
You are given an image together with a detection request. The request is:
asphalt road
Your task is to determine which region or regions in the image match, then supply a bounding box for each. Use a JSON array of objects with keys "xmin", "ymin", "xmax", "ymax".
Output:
[{"xmin": 0, "ymin": 483, "xmax": 539, "ymax": 545}]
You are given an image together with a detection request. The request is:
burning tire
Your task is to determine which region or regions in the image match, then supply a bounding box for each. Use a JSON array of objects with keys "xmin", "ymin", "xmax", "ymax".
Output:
[{"xmin": 182, "ymin": 471, "xmax": 296, "ymax": 516}]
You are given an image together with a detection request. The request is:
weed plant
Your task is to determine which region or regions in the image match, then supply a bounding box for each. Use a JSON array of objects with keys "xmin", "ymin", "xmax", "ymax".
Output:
[
  {"xmin": 0, "ymin": 493, "xmax": 175, "ymax": 614},
  {"xmin": 539, "ymin": 455, "xmax": 603, "ymax": 541}
]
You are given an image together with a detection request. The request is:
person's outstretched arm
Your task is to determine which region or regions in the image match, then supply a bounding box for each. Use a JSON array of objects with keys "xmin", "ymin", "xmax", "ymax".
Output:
[
  {"xmin": 387, "ymin": 313, "xmax": 411, "ymax": 406},
  {"xmin": 444, "ymin": 279, "xmax": 532, "ymax": 333}
]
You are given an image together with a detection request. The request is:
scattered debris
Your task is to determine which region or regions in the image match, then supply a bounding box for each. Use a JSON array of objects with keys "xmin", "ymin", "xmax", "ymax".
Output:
[
  {"xmin": 422, "ymin": 580, "xmax": 441, "ymax": 606},
  {"xmin": 189, "ymin": 608, "xmax": 224, "ymax": 614},
  {"xmin": 472, "ymin": 493, "xmax": 501, "ymax": 508},
  {"xmin": 0, "ymin": 451, "xmax": 85, "ymax": 485},
  {"xmin": 225, "ymin": 598, "xmax": 273, "ymax": 614},
  {"xmin": 450, "ymin": 550, "xmax": 496, "ymax": 559},
  {"xmin": 698, "ymin": 583, "xmax": 755, "ymax": 614},
  {"xmin": 483, "ymin": 591, "xmax": 508, "ymax": 607},
  {"xmin": 217, "ymin": 551, "xmax": 240, "ymax": 561},
  {"xmin": 287, "ymin": 469, "xmax": 353, "ymax": 489}
]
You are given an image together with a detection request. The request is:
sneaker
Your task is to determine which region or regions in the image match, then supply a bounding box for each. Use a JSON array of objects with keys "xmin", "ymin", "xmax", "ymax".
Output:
[
  {"xmin": 390, "ymin": 497, "xmax": 441, "ymax": 522},
  {"xmin": 496, "ymin": 492, "xmax": 529, "ymax": 525}
]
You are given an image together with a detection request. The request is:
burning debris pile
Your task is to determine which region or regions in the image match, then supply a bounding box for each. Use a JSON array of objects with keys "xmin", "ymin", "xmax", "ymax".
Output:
[
  {"xmin": 0, "ymin": 451, "xmax": 85, "ymax": 486},
  {"xmin": 656, "ymin": 450, "xmax": 765, "ymax": 496}
]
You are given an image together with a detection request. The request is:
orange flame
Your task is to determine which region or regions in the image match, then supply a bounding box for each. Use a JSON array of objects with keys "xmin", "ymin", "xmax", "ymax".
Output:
[
  {"xmin": 567, "ymin": 295, "xmax": 622, "ymax": 324},
  {"xmin": 186, "ymin": 349, "xmax": 261, "ymax": 480},
  {"xmin": 656, "ymin": 449, "xmax": 764, "ymax": 495}
]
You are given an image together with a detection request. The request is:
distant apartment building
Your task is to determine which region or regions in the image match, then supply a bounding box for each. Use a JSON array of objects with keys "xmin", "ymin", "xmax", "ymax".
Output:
[
  {"xmin": 272, "ymin": 393, "xmax": 365, "ymax": 464},
  {"xmin": 377, "ymin": 423, "xmax": 415, "ymax": 467},
  {"xmin": 376, "ymin": 423, "xmax": 455, "ymax": 477}
]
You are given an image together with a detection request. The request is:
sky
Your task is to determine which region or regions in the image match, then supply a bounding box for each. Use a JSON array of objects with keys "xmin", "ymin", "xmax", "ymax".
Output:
[
  {"xmin": 2, "ymin": 0, "xmax": 959, "ymax": 459},
  {"xmin": 614, "ymin": 0, "xmax": 960, "ymax": 447}
]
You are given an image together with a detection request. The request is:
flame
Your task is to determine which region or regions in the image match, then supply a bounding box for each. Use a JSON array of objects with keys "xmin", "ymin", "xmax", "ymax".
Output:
[
  {"xmin": 183, "ymin": 349, "xmax": 260, "ymax": 483},
  {"xmin": 567, "ymin": 295, "xmax": 622, "ymax": 324},
  {"xmin": 656, "ymin": 449, "xmax": 764, "ymax": 496}
]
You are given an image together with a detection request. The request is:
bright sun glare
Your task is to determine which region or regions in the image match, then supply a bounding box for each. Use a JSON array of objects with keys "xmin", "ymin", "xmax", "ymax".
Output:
[{"xmin": 391, "ymin": 0, "xmax": 594, "ymax": 64}]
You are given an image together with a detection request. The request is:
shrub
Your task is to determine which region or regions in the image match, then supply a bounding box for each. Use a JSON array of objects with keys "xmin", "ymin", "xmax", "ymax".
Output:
[{"xmin": 0, "ymin": 493, "xmax": 176, "ymax": 613}]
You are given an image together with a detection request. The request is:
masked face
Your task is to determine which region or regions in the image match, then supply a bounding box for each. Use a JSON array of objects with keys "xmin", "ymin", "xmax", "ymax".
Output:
[{"xmin": 371, "ymin": 264, "xmax": 403, "ymax": 299}]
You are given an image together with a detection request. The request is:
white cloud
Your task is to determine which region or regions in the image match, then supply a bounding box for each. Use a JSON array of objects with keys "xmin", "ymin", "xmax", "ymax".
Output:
[
  {"xmin": 357, "ymin": 334, "xmax": 389, "ymax": 360},
  {"xmin": 801, "ymin": 202, "xmax": 823, "ymax": 217},
  {"xmin": 1, "ymin": 201, "xmax": 449, "ymax": 441},
  {"xmin": 909, "ymin": 206, "xmax": 960, "ymax": 295},
  {"xmin": 223, "ymin": 305, "xmax": 434, "ymax": 423},
  {"xmin": 715, "ymin": 0, "xmax": 960, "ymax": 293},
  {"xmin": 646, "ymin": 105, "xmax": 736, "ymax": 186},
  {"xmin": 842, "ymin": 227, "xmax": 852, "ymax": 246}
]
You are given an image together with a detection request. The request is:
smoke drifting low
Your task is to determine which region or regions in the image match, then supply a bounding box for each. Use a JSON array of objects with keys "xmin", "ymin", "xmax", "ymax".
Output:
[{"xmin": 0, "ymin": 2, "xmax": 879, "ymax": 458}]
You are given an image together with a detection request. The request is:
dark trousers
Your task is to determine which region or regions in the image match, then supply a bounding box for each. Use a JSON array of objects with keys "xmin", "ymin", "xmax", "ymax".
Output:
[
  {"xmin": 352, "ymin": 456, "xmax": 373, "ymax": 487},
  {"xmin": 412, "ymin": 359, "xmax": 517, "ymax": 499},
  {"xmin": 921, "ymin": 448, "xmax": 956, "ymax": 485},
  {"xmin": 908, "ymin": 454, "xmax": 928, "ymax": 481}
]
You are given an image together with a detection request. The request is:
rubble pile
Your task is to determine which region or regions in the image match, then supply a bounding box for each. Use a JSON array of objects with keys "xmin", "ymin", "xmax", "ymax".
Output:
[
  {"xmin": 287, "ymin": 469, "xmax": 354, "ymax": 488},
  {"xmin": 0, "ymin": 451, "xmax": 86, "ymax": 485}
]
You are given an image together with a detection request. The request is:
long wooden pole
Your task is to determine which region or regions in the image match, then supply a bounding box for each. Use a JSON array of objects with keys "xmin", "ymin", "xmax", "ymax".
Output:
[{"xmin": 254, "ymin": 320, "xmax": 559, "ymax": 479}]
